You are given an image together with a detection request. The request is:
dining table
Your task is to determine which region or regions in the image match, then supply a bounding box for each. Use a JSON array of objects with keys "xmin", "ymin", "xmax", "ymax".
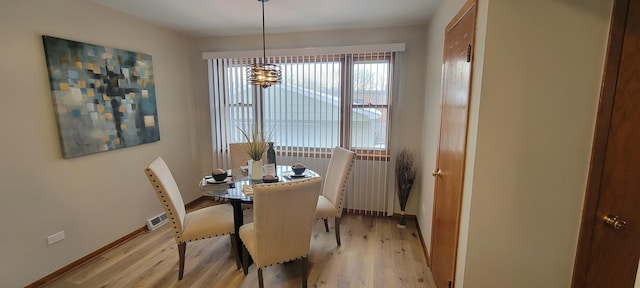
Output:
[{"xmin": 199, "ymin": 165, "xmax": 320, "ymax": 269}]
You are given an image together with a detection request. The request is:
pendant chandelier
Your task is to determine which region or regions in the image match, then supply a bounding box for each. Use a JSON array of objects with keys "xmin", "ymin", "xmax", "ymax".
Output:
[{"xmin": 248, "ymin": 0, "xmax": 281, "ymax": 88}]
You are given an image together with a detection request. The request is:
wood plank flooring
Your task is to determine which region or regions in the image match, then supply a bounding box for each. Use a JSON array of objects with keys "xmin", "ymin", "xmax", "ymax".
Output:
[{"xmin": 44, "ymin": 205, "xmax": 434, "ymax": 288}]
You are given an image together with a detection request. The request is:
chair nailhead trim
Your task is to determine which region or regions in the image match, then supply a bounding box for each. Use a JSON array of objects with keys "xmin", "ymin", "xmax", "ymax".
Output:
[
  {"xmin": 146, "ymin": 167, "xmax": 237, "ymax": 247},
  {"xmin": 178, "ymin": 232, "xmax": 233, "ymax": 244},
  {"xmin": 259, "ymin": 256, "xmax": 307, "ymax": 268},
  {"xmin": 334, "ymin": 156, "xmax": 355, "ymax": 216}
]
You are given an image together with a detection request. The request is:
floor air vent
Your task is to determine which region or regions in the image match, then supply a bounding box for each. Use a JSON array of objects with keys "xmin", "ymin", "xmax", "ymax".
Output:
[{"xmin": 146, "ymin": 212, "xmax": 168, "ymax": 231}]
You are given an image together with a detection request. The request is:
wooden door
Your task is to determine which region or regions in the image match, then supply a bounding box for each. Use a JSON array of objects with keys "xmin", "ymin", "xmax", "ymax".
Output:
[
  {"xmin": 572, "ymin": 0, "xmax": 640, "ymax": 287},
  {"xmin": 430, "ymin": 1, "xmax": 477, "ymax": 287}
]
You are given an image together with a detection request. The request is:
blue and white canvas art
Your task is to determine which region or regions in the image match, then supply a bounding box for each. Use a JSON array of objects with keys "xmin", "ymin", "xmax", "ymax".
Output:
[{"xmin": 42, "ymin": 36, "xmax": 160, "ymax": 158}]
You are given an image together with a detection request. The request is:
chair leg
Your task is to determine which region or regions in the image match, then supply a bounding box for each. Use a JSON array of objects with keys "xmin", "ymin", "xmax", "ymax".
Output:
[
  {"xmin": 178, "ymin": 242, "xmax": 186, "ymax": 280},
  {"xmin": 258, "ymin": 267, "xmax": 264, "ymax": 288},
  {"xmin": 334, "ymin": 217, "xmax": 341, "ymax": 246},
  {"xmin": 242, "ymin": 244, "xmax": 249, "ymax": 275},
  {"xmin": 323, "ymin": 218, "xmax": 329, "ymax": 232},
  {"xmin": 301, "ymin": 256, "xmax": 308, "ymax": 288},
  {"xmin": 230, "ymin": 234, "xmax": 240, "ymax": 269}
]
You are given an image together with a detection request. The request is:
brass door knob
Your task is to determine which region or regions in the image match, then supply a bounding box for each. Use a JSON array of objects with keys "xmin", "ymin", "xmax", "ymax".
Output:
[
  {"xmin": 603, "ymin": 215, "xmax": 627, "ymax": 230},
  {"xmin": 432, "ymin": 168, "xmax": 442, "ymax": 177}
]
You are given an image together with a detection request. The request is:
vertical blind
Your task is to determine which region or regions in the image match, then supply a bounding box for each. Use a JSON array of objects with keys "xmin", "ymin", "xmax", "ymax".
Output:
[{"xmin": 206, "ymin": 47, "xmax": 402, "ymax": 216}]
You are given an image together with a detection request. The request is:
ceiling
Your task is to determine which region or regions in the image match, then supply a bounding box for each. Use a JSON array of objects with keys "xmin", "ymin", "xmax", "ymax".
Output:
[{"xmin": 87, "ymin": 0, "xmax": 441, "ymax": 37}]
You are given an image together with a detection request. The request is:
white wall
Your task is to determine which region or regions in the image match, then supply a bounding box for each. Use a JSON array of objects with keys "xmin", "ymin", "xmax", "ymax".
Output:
[
  {"xmin": 194, "ymin": 26, "xmax": 429, "ymax": 215},
  {"xmin": 1, "ymin": 0, "xmax": 611, "ymax": 286},
  {"xmin": 0, "ymin": 4, "xmax": 428, "ymax": 285},
  {"xmin": 636, "ymin": 261, "xmax": 640, "ymax": 288},
  {"xmin": 0, "ymin": 1, "xmax": 201, "ymax": 286},
  {"xmin": 460, "ymin": 0, "xmax": 612, "ymax": 287},
  {"xmin": 422, "ymin": 0, "xmax": 612, "ymax": 287}
]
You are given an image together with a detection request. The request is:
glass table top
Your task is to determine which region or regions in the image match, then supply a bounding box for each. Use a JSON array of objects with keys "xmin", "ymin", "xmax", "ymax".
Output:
[{"xmin": 200, "ymin": 165, "xmax": 320, "ymax": 202}]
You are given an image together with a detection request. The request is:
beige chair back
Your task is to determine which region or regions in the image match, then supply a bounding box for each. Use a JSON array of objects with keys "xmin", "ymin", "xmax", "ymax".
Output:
[
  {"xmin": 322, "ymin": 147, "xmax": 356, "ymax": 217},
  {"xmin": 144, "ymin": 157, "xmax": 186, "ymax": 240},
  {"xmin": 252, "ymin": 177, "xmax": 322, "ymax": 267},
  {"xmin": 229, "ymin": 143, "xmax": 251, "ymax": 169},
  {"xmin": 229, "ymin": 143, "xmax": 268, "ymax": 168}
]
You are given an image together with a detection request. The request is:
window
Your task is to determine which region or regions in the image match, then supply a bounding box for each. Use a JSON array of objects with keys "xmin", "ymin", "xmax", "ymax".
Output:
[
  {"xmin": 209, "ymin": 51, "xmax": 395, "ymax": 160},
  {"xmin": 206, "ymin": 45, "xmax": 403, "ymax": 216},
  {"xmin": 351, "ymin": 58, "xmax": 390, "ymax": 152}
]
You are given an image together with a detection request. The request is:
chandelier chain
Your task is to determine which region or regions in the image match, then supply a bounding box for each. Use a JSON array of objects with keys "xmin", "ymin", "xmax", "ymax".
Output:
[{"xmin": 261, "ymin": 0, "xmax": 266, "ymax": 60}]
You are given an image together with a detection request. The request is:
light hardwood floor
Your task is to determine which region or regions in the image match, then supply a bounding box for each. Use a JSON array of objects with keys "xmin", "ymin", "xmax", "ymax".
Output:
[{"xmin": 44, "ymin": 205, "xmax": 434, "ymax": 288}]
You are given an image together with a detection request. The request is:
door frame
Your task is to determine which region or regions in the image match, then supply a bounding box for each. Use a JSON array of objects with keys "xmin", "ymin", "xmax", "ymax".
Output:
[
  {"xmin": 430, "ymin": 0, "xmax": 478, "ymax": 287},
  {"xmin": 571, "ymin": 0, "xmax": 630, "ymax": 286}
]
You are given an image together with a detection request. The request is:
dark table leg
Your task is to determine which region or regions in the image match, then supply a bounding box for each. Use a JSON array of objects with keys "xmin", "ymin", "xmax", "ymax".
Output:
[{"xmin": 230, "ymin": 200, "xmax": 245, "ymax": 270}]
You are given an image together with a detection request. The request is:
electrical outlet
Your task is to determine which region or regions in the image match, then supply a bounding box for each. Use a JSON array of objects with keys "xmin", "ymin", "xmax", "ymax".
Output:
[
  {"xmin": 422, "ymin": 204, "xmax": 426, "ymax": 216},
  {"xmin": 47, "ymin": 231, "xmax": 65, "ymax": 245}
]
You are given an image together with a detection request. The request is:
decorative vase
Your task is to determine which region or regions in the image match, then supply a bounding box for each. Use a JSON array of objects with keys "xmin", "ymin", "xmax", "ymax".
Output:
[
  {"xmin": 397, "ymin": 210, "xmax": 407, "ymax": 229},
  {"xmin": 251, "ymin": 159, "xmax": 264, "ymax": 180},
  {"xmin": 266, "ymin": 142, "xmax": 277, "ymax": 176}
]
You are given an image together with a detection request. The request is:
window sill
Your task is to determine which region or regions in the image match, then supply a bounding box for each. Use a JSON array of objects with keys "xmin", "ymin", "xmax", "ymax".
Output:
[{"xmin": 276, "ymin": 148, "xmax": 390, "ymax": 161}]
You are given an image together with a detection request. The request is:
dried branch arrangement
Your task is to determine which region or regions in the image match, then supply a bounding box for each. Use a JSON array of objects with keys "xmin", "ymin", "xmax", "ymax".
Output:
[
  {"xmin": 395, "ymin": 148, "xmax": 417, "ymax": 228},
  {"xmin": 238, "ymin": 127, "xmax": 268, "ymax": 161}
]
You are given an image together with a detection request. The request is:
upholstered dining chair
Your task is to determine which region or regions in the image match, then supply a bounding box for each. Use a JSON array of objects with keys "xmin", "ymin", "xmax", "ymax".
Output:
[
  {"xmin": 229, "ymin": 143, "xmax": 262, "ymax": 211},
  {"xmin": 229, "ymin": 143, "xmax": 267, "ymax": 169},
  {"xmin": 239, "ymin": 177, "xmax": 322, "ymax": 288},
  {"xmin": 229, "ymin": 143, "xmax": 251, "ymax": 169},
  {"xmin": 144, "ymin": 157, "xmax": 240, "ymax": 280},
  {"xmin": 315, "ymin": 146, "xmax": 356, "ymax": 246}
]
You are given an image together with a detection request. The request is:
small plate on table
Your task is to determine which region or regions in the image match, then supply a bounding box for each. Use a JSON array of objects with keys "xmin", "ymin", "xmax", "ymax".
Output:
[
  {"xmin": 284, "ymin": 173, "xmax": 307, "ymax": 180},
  {"xmin": 262, "ymin": 176, "xmax": 279, "ymax": 183},
  {"xmin": 206, "ymin": 178, "xmax": 231, "ymax": 184}
]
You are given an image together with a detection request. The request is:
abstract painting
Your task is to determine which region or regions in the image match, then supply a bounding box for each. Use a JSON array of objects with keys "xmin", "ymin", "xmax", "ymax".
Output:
[{"xmin": 42, "ymin": 36, "xmax": 160, "ymax": 158}]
